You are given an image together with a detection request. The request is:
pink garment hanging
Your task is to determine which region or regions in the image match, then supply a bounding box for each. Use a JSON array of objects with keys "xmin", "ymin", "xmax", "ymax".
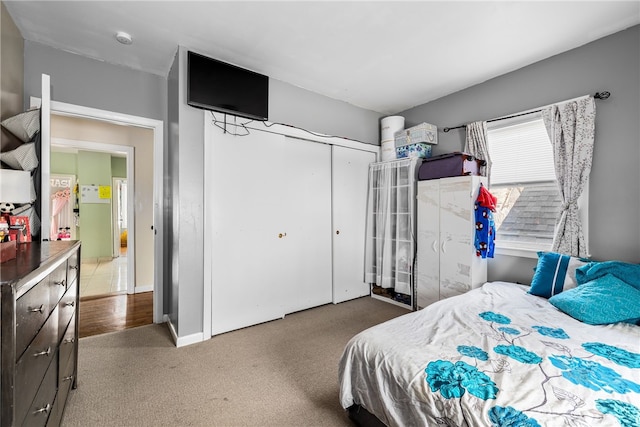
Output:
[{"xmin": 50, "ymin": 188, "xmax": 70, "ymax": 240}]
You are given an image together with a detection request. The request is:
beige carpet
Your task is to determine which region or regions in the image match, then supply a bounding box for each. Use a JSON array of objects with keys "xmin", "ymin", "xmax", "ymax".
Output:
[{"xmin": 62, "ymin": 296, "xmax": 408, "ymax": 426}]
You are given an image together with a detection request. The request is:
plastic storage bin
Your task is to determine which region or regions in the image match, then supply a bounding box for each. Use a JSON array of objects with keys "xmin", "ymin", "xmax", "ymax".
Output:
[
  {"xmin": 394, "ymin": 122, "xmax": 438, "ymax": 147},
  {"xmin": 396, "ymin": 143, "xmax": 432, "ymax": 159}
]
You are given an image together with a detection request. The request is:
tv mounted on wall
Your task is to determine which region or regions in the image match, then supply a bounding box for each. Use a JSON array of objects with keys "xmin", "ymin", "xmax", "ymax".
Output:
[{"xmin": 187, "ymin": 51, "xmax": 269, "ymax": 121}]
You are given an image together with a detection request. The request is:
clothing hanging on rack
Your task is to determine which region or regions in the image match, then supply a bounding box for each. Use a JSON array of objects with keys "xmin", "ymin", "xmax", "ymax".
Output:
[{"xmin": 475, "ymin": 184, "xmax": 496, "ymax": 258}]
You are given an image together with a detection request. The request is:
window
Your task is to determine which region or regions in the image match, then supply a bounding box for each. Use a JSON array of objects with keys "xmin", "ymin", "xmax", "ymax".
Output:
[{"xmin": 486, "ymin": 114, "xmax": 589, "ymax": 257}]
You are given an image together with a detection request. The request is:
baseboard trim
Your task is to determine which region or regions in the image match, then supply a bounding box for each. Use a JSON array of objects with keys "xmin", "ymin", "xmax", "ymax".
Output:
[
  {"xmin": 164, "ymin": 316, "xmax": 205, "ymax": 348},
  {"xmin": 135, "ymin": 285, "xmax": 153, "ymax": 293}
]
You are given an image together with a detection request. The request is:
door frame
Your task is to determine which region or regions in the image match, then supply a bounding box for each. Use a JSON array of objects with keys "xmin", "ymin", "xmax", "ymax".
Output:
[
  {"xmin": 112, "ymin": 177, "xmax": 127, "ymax": 258},
  {"xmin": 32, "ymin": 94, "xmax": 164, "ymax": 322},
  {"xmin": 51, "ymin": 138, "xmax": 136, "ymax": 295}
]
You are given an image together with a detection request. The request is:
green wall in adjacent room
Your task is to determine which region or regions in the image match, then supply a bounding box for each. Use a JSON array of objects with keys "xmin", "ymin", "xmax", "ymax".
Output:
[
  {"xmin": 50, "ymin": 151, "xmax": 126, "ymax": 250},
  {"xmin": 50, "ymin": 151, "xmax": 77, "ymax": 175},
  {"xmin": 77, "ymin": 150, "xmax": 112, "ymax": 259},
  {"xmin": 111, "ymin": 156, "xmax": 126, "ymax": 178}
]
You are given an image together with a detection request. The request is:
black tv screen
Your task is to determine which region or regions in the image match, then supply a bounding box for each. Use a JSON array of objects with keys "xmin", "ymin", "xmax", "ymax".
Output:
[{"xmin": 187, "ymin": 51, "xmax": 269, "ymax": 121}]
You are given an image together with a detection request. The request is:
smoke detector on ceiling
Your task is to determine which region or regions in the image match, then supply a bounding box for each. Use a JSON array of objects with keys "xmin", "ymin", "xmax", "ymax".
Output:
[{"xmin": 115, "ymin": 31, "xmax": 133, "ymax": 45}]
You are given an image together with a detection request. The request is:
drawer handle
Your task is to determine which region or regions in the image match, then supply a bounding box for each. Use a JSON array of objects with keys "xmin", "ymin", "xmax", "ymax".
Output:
[
  {"xmin": 33, "ymin": 347, "xmax": 51, "ymax": 357},
  {"xmin": 63, "ymin": 375, "xmax": 74, "ymax": 382},
  {"xmin": 33, "ymin": 403, "xmax": 51, "ymax": 415},
  {"xmin": 55, "ymin": 279, "xmax": 66, "ymax": 287},
  {"xmin": 70, "ymin": 265, "xmax": 79, "ymax": 270},
  {"xmin": 65, "ymin": 301, "xmax": 75, "ymax": 307},
  {"xmin": 29, "ymin": 305, "xmax": 44, "ymax": 314},
  {"xmin": 64, "ymin": 337, "xmax": 75, "ymax": 344}
]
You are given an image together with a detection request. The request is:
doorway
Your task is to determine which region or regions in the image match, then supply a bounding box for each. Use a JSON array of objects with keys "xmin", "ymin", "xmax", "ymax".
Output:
[{"xmin": 33, "ymin": 94, "xmax": 164, "ymax": 327}]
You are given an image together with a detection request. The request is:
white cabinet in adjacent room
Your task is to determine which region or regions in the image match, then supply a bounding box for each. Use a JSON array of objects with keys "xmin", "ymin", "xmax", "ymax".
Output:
[{"xmin": 416, "ymin": 175, "xmax": 487, "ymax": 310}]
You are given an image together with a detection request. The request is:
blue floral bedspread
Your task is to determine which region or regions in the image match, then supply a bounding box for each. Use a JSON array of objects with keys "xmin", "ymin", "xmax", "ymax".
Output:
[{"xmin": 339, "ymin": 282, "xmax": 640, "ymax": 427}]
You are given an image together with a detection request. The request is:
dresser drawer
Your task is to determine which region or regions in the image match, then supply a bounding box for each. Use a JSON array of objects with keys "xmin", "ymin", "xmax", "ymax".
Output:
[
  {"xmin": 58, "ymin": 285, "xmax": 77, "ymax": 342},
  {"xmin": 15, "ymin": 279, "xmax": 52, "ymax": 360},
  {"xmin": 49, "ymin": 261, "xmax": 68, "ymax": 309},
  {"xmin": 20, "ymin": 353, "xmax": 58, "ymax": 427},
  {"xmin": 67, "ymin": 251, "xmax": 80, "ymax": 289},
  {"xmin": 15, "ymin": 306, "xmax": 58, "ymax": 425},
  {"xmin": 59, "ymin": 313, "xmax": 76, "ymax": 373},
  {"xmin": 47, "ymin": 351, "xmax": 76, "ymax": 427}
]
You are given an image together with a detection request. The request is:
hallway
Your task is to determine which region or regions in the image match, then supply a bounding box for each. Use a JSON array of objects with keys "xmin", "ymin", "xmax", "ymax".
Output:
[{"xmin": 80, "ymin": 247, "xmax": 127, "ymax": 298}]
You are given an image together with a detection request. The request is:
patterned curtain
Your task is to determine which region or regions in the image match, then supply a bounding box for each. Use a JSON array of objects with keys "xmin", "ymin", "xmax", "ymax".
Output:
[
  {"xmin": 464, "ymin": 121, "xmax": 491, "ymax": 179},
  {"xmin": 541, "ymin": 95, "xmax": 595, "ymax": 257}
]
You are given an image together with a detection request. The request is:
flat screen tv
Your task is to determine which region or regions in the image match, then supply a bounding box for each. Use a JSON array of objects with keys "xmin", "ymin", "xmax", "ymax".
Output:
[{"xmin": 187, "ymin": 51, "xmax": 269, "ymax": 121}]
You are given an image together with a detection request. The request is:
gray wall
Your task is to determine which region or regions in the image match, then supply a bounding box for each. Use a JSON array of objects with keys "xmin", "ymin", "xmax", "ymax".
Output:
[
  {"xmin": 23, "ymin": 41, "xmax": 166, "ymax": 121},
  {"xmin": 1, "ymin": 1, "xmax": 24, "ymax": 151},
  {"xmin": 399, "ymin": 25, "xmax": 640, "ymax": 284}
]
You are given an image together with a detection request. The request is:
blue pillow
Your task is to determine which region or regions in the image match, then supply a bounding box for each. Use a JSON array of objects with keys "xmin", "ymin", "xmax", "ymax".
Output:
[
  {"xmin": 575, "ymin": 260, "xmax": 640, "ymax": 291},
  {"xmin": 548, "ymin": 274, "xmax": 640, "ymax": 325},
  {"xmin": 529, "ymin": 251, "xmax": 589, "ymax": 298}
]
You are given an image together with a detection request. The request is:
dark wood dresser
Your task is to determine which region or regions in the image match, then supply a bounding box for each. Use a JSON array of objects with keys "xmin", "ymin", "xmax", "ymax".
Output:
[{"xmin": 1, "ymin": 241, "xmax": 81, "ymax": 426}]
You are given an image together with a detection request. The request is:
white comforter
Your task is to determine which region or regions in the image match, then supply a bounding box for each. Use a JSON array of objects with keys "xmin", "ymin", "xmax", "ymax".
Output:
[{"xmin": 339, "ymin": 282, "xmax": 640, "ymax": 427}]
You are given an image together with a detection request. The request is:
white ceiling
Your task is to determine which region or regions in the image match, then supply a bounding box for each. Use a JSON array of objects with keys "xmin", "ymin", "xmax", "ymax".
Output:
[{"xmin": 5, "ymin": 1, "xmax": 639, "ymax": 115}]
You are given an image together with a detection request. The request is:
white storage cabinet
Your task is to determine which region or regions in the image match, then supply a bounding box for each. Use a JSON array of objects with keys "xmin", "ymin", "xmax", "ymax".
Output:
[{"xmin": 416, "ymin": 175, "xmax": 487, "ymax": 309}]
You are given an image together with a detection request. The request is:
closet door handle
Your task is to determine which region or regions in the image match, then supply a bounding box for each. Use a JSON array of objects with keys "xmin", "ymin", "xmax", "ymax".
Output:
[
  {"xmin": 431, "ymin": 240, "xmax": 438, "ymax": 253},
  {"xmin": 278, "ymin": 233, "xmax": 287, "ymax": 239},
  {"xmin": 441, "ymin": 240, "xmax": 447, "ymax": 253}
]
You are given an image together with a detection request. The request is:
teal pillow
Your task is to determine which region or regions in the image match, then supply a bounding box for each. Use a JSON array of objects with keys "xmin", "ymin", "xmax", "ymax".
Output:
[
  {"xmin": 549, "ymin": 274, "xmax": 640, "ymax": 325},
  {"xmin": 529, "ymin": 251, "xmax": 589, "ymax": 298}
]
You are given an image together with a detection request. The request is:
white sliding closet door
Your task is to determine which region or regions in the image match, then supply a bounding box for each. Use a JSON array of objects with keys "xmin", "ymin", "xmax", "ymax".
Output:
[
  {"xmin": 281, "ymin": 137, "xmax": 332, "ymax": 313},
  {"xmin": 210, "ymin": 128, "xmax": 288, "ymax": 335},
  {"xmin": 209, "ymin": 128, "xmax": 333, "ymax": 335},
  {"xmin": 332, "ymin": 146, "xmax": 376, "ymax": 303}
]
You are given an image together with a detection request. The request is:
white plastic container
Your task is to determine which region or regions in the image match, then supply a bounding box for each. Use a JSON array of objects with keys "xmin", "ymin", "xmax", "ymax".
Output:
[
  {"xmin": 380, "ymin": 116, "xmax": 405, "ymax": 161},
  {"xmin": 381, "ymin": 116, "xmax": 405, "ymax": 142},
  {"xmin": 381, "ymin": 139, "xmax": 396, "ymax": 161}
]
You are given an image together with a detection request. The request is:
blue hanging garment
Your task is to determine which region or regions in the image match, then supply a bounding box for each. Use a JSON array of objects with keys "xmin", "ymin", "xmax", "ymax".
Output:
[{"xmin": 474, "ymin": 184, "xmax": 496, "ymax": 258}]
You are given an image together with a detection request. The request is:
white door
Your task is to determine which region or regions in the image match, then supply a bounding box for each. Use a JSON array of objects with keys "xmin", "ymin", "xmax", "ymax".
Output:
[
  {"xmin": 40, "ymin": 74, "xmax": 51, "ymax": 241},
  {"xmin": 281, "ymin": 137, "xmax": 332, "ymax": 313},
  {"xmin": 332, "ymin": 146, "xmax": 376, "ymax": 303},
  {"xmin": 416, "ymin": 179, "xmax": 441, "ymax": 309},
  {"xmin": 210, "ymin": 127, "xmax": 287, "ymax": 335}
]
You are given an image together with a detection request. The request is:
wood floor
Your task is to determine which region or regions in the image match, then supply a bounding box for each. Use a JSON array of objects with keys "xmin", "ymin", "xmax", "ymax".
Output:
[{"xmin": 79, "ymin": 292, "xmax": 153, "ymax": 338}]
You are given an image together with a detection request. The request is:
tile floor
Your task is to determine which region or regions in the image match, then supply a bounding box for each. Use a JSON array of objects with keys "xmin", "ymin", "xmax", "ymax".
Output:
[{"xmin": 80, "ymin": 248, "xmax": 128, "ymax": 298}]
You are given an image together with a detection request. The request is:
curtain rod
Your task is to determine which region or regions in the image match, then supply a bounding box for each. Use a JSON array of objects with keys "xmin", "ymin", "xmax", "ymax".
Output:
[{"xmin": 442, "ymin": 91, "xmax": 610, "ymax": 132}]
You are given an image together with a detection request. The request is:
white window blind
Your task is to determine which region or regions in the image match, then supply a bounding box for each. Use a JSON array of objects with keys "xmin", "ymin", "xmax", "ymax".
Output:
[{"xmin": 487, "ymin": 116, "xmax": 555, "ymax": 185}]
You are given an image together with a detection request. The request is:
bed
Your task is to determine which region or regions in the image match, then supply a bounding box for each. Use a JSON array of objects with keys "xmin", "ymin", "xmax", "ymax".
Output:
[{"xmin": 339, "ymin": 277, "xmax": 640, "ymax": 427}]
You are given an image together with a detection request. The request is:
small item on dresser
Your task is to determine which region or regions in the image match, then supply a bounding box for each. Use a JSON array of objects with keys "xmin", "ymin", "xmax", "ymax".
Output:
[
  {"xmin": 0, "ymin": 240, "xmax": 16, "ymax": 262},
  {"xmin": 418, "ymin": 151, "xmax": 485, "ymax": 181},
  {"xmin": 0, "ymin": 216, "xmax": 14, "ymax": 262},
  {"xmin": 8, "ymin": 215, "xmax": 31, "ymax": 243}
]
